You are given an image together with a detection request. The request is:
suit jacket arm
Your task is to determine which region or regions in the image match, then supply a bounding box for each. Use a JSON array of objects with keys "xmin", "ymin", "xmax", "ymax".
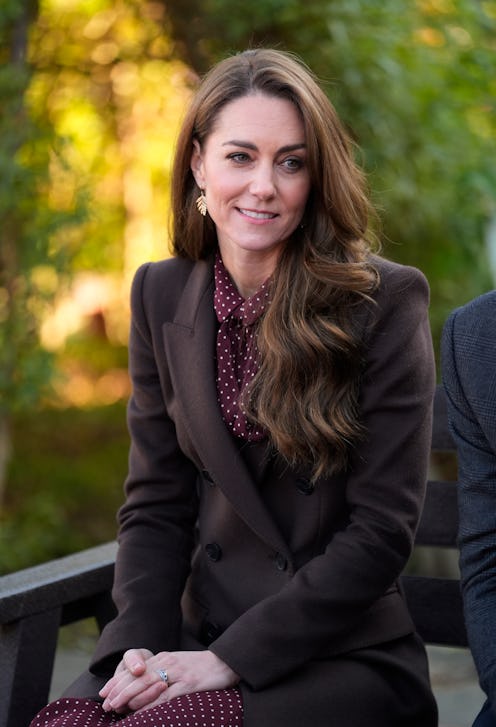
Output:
[
  {"xmin": 91, "ymin": 262, "xmax": 199, "ymax": 673},
  {"xmin": 441, "ymin": 294, "xmax": 496, "ymax": 707}
]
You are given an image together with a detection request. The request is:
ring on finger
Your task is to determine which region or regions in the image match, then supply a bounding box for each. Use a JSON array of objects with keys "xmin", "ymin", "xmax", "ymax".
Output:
[{"xmin": 156, "ymin": 668, "xmax": 169, "ymax": 685}]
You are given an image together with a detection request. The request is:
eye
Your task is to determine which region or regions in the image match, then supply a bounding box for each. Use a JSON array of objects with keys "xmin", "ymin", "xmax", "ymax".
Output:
[
  {"xmin": 281, "ymin": 156, "xmax": 304, "ymax": 172},
  {"xmin": 227, "ymin": 152, "xmax": 251, "ymax": 164}
]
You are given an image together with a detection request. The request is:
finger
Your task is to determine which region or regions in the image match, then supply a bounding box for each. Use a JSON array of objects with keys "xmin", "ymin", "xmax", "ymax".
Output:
[
  {"xmin": 99, "ymin": 658, "xmax": 128, "ymax": 698},
  {"xmin": 99, "ymin": 675, "xmax": 122, "ymax": 699},
  {"xmin": 103, "ymin": 669, "xmax": 163, "ymax": 713},
  {"xmin": 127, "ymin": 682, "xmax": 168, "ymax": 713},
  {"xmin": 101, "ymin": 672, "xmax": 138, "ymax": 711},
  {"xmin": 135, "ymin": 687, "xmax": 174, "ymax": 714},
  {"xmin": 123, "ymin": 648, "xmax": 149, "ymax": 676},
  {"xmin": 99, "ymin": 681, "xmax": 112, "ymax": 699},
  {"xmin": 100, "ymin": 669, "xmax": 134, "ymax": 700}
]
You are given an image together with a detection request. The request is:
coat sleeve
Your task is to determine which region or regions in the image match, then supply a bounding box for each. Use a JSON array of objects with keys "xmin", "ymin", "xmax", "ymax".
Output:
[
  {"xmin": 441, "ymin": 301, "xmax": 496, "ymax": 710},
  {"xmin": 210, "ymin": 263, "xmax": 436, "ymax": 689},
  {"xmin": 90, "ymin": 263, "xmax": 199, "ymax": 675}
]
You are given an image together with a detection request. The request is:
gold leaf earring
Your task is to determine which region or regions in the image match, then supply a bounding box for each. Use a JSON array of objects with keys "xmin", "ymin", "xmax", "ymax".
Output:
[{"xmin": 196, "ymin": 189, "xmax": 207, "ymax": 216}]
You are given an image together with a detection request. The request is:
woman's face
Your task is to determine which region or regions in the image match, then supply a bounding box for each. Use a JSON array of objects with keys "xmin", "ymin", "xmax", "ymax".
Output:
[{"xmin": 191, "ymin": 93, "xmax": 311, "ymax": 269}]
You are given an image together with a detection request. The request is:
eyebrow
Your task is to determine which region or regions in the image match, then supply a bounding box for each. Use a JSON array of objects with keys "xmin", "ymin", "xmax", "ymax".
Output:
[{"xmin": 222, "ymin": 140, "xmax": 307, "ymax": 153}]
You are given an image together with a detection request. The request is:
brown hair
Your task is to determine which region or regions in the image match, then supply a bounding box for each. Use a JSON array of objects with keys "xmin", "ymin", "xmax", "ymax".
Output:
[{"xmin": 171, "ymin": 48, "xmax": 379, "ymax": 479}]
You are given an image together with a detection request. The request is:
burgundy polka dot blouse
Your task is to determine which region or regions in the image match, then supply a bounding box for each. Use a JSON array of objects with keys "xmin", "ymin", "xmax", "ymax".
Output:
[
  {"xmin": 30, "ymin": 689, "xmax": 243, "ymax": 727},
  {"xmin": 214, "ymin": 253, "xmax": 271, "ymax": 441}
]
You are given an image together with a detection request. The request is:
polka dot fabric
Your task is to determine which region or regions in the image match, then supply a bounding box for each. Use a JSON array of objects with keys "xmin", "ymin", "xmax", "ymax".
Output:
[
  {"xmin": 214, "ymin": 253, "xmax": 270, "ymax": 441},
  {"xmin": 30, "ymin": 688, "xmax": 243, "ymax": 726}
]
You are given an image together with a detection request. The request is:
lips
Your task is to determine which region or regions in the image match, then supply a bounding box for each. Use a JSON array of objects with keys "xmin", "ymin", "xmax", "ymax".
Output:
[{"xmin": 238, "ymin": 208, "xmax": 278, "ymax": 220}]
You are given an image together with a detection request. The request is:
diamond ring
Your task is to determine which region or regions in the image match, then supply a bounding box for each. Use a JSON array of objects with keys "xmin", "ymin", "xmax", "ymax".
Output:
[{"xmin": 156, "ymin": 668, "xmax": 169, "ymax": 685}]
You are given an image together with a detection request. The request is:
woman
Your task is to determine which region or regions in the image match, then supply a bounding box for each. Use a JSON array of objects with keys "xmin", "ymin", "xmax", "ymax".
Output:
[{"xmin": 32, "ymin": 48, "xmax": 438, "ymax": 727}]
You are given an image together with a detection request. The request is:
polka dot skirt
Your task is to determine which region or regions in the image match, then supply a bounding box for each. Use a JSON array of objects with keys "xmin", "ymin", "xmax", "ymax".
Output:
[
  {"xmin": 214, "ymin": 253, "xmax": 270, "ymax": 441},
  {"xmin": 30, "ymin": 688, "xmax": 243, "ymax": 727}
]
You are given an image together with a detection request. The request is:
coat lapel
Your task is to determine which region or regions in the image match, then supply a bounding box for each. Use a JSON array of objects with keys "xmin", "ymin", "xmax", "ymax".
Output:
[{"xmin": 162, "ymin": 259, "xmax": 290, "ymax": 558}]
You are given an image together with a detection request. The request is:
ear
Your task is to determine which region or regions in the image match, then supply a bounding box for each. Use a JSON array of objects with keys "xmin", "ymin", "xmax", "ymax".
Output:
[{"xmin": 190, "ymin": 139, "xmax": 205, "ymax": 188}]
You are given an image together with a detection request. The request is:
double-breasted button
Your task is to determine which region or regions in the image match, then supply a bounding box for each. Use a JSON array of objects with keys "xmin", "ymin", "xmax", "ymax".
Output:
[
  {"xmin": 275, "ymin": 552, "xmax": 288, "ymax": 571},
  {"xmin": 205, "ymin": 542, "xmax": 222, "ymax": 561},
  {"xmin": 296, "ymin": 477, "xmax": 315, "ymax": 495},
  {"xmin": 201, "ymin": 620, "xmax": 223, "ymax": 645},
  {"xmin": 201, "ymin": 469, "xmax": 215, "ymax": 485}
]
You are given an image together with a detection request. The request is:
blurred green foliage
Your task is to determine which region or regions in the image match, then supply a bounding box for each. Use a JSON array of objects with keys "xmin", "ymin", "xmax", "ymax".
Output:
[
  {"xmin": 0, "ymin": 0, "xmax": 84, "ymax": 419},
  {"xmin": 0, "ymin": 401, "xmax": 127, "ymax": 574},
  {"xmin": 0, "ymin": 0, "xmax": 186, "ymax": 569}
]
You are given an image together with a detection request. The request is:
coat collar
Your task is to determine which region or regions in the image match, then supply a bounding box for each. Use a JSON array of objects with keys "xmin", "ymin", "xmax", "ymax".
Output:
[{"xmin": 162, "ymin": 257, "xmax": 291, "ymax": 559}]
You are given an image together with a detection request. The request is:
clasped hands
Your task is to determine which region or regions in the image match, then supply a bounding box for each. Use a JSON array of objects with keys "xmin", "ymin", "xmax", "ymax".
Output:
[{"xmin": 99, "ymin": 648, "xmax": 239, "ymax": 714}]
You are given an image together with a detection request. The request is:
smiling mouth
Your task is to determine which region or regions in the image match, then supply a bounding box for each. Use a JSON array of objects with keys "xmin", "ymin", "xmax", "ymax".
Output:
[{"xmin": 238, "ymin": 208, "xmax": 277, "ymax": 220}]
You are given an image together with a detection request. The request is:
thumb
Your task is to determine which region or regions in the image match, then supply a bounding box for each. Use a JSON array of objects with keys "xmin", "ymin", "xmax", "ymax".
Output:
[{"xmin": 123, "ymin": 648, "xmax": 153, "ymax": 675}]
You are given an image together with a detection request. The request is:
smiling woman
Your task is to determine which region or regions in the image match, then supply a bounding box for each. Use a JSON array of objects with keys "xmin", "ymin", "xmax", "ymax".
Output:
[
  {"xmin": 31, "ymin": 48, "xmax": 438, "ymax": 727},
  {"xmin": 190, "ymin": 94, "xmax": 311, "ymax": 298}
]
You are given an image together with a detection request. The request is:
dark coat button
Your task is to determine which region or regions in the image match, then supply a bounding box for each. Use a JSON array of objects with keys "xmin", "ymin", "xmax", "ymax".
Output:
[
  {"xmin": 296, "ymin": 477, "xmax": 314, "ymax": 495},
  {"xmin": 201, "ymin": 620, "xmax": 223, "ymax": 645},
  {"xmin": 201, "ymin": 469, "xmax": 215, "ymax": 484},
  {"xmin": 275, "ymin": 552, "xmax": 288, "ymax": 571},
  {"xmin": 205, "ymin": 542, "xmax": 222, "ymax": 561}
]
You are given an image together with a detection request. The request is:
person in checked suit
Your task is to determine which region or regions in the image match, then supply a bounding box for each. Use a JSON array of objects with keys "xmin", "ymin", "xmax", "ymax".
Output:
[
  {"xmin": 442, "ymin": 291, "xmax": 496, "ymax": 727},
  {"xmin": 30, "ymin": 48, "xmax": 438, "ymax": 727}
]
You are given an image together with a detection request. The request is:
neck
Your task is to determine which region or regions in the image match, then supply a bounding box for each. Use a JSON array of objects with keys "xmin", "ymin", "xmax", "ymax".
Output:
[{"xmin": 218, "ymin": 246, "xmax": 280, "ymax": 299}]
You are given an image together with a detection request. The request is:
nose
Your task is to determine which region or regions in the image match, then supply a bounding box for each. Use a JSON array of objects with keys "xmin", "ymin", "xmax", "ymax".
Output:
[{"xmin": 249, "ymin": 162, "xmax": 276, "ymax": 200}]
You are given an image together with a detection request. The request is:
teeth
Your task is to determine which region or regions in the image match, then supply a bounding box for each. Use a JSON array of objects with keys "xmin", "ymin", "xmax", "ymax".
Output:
[{"xmin": 240, "ymin": 209, "xmax": 276, "ymax": 219}]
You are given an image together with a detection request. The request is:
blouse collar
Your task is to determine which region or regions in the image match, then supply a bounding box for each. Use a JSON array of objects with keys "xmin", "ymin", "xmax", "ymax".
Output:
[{"xmin": 213, "ymin": 252, "xmax": 271, "ymax": 326}]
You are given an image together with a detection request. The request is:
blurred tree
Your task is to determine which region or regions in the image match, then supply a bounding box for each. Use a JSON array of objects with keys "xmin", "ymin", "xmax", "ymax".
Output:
[
  {"xmin": 1, "ymin": 0, "xmax": 193, "ymax": 556},
  {"xmin": 27, "ymin": 0, "xmax": 192, "ymax": 281},
  {"xmin": 0, "ymin": 0, "xmax": 84, "ymax": 499},
  {"xmin": 163, "ymin": 0, "xmax": 496, "ymax": 348},
  {"xmin": 1, "ymin": 0, "xmax": 192, "ymax": 441}
]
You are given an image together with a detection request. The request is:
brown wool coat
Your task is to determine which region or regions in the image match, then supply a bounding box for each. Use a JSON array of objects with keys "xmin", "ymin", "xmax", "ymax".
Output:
[{"xmin": 64, "ymin": 254, "xmax": 437, "ymax": 726}]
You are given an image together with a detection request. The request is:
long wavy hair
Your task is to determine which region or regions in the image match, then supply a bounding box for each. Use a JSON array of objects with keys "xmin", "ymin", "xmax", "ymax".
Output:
[{"xmin": 171, "ymin": 48, "xmax": 379, "ymax": 479}]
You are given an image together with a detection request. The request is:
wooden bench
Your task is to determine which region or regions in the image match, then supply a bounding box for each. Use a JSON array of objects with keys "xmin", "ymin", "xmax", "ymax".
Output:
[{"xmin": 0, "ymin": 385, "xmax": 466, "ymax": 727}]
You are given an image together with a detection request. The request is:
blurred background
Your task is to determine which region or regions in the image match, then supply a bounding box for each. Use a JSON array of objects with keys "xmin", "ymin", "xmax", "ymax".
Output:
[{"xmin": 1, "ymin": 0, "xmax": 495, "ymax": 574}]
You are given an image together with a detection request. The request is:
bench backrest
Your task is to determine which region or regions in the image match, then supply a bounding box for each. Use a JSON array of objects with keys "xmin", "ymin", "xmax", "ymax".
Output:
[{"xmin": 401, "ymin": 384, "xmax": 466, "ymax": 646}]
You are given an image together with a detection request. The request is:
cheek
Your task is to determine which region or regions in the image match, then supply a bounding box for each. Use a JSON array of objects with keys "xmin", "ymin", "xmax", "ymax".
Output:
[
  {"xmin": 287, "ymin": 182, "xmax": 311, "ymax": 213},
  {"xmin": 206, "ymin": 177, "xmax": 241, "ymax": 206}
]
